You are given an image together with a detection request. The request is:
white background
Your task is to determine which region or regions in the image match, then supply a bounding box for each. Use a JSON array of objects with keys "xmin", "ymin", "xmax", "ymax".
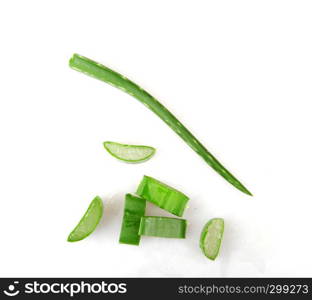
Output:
[{"xmin": 0, "ymin": 0, "xmax": 311, "ymax": 277}]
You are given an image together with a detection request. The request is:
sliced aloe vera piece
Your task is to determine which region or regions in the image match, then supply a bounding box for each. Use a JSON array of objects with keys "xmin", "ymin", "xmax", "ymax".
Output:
[
  {"xmin": 200, "ymin": 218, "xmax": 224, "ymax": 260},
  {"xmin": 119, "ymin": 194, "xmax": 146, "ymax": 245},
  {"xmin": 103, "ymin": 141, "xmax": 155, "ymax": 163},
  {"xmin": 67, "ymin": 196, "xmax": 103, "ymax": 242},
  {"xmin": 139, "ymin": 216, "xmax": 187, "ymax": 238},
  {"xmin": 136, "ymin": 175, "xmax": 189, "ymax": 217}
]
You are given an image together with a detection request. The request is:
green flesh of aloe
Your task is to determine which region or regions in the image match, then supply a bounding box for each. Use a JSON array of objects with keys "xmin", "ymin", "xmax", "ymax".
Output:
[
  {"xmin": 200, "ymin": 218, "xmax": 224, "ymax": 260},
  {"xmin": 139, "ymin": 216, "xmax": 187, "ymax": 238},
  {"xmin": 67, "ymin": 196, "xmax": 103, "ymax": 242},
  {"xmin": 104, "ymin": 141, "xmax": 155, "ymax": 163}
]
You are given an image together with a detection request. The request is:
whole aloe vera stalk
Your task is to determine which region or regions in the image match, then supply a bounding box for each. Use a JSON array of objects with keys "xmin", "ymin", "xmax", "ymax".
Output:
[{"xmin": 69, "ymin": 54, "xmax": 252, "ymax": 196}]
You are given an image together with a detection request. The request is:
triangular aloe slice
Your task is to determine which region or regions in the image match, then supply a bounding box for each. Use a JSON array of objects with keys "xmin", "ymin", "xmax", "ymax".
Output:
[
  {"xmin": 67, "ymin": 196, "xmax": 103, "ymax": 242},
  {"xmin": 103, "ymin": 141, "xmax": 156, "ymax": 163},
  {"xmin": 200, "ymin": 218, "xmax": 224, "ymax": 260}
]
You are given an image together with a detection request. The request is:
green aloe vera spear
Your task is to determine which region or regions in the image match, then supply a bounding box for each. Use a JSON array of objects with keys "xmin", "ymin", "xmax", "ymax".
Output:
[
  {"xmin": 139, "ymin": 216, "xmax": 187, "ymax": 238},
  {"xmin": 136, "ymin": 175, "xmax": 189, "ymax": 217},
  {"xmin": 103, "ymin": 141, "xmax": 155, "ymax": 163},
  {"xmin": 119, "ymin": 194, "xmax": 146, "ymax": 245},
  {"xmin": 69, "ymin": 54, "xmax": 252, "ymax": 196},
  {"xmin": 200, "ymin": 218, "xmax": 224, "ymax": 260},
  {"xmin": 67, "ymin": 196, "xmax": 103, "ymax": 242}
]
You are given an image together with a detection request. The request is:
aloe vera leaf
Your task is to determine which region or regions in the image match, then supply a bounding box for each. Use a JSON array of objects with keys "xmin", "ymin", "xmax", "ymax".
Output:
[{"xmin": 69, "ymin": 54, "xmax": 252, "ymax": 196}]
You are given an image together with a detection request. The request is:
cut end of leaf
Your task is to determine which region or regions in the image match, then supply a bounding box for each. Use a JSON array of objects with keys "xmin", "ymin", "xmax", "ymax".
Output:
[
  {"xmin": 200, "ymin": 218, "xmax": 224, "ymax": 260},
  {"xmin": 69, "ymin": 53, "xmax": 81, "ymax": 69}
]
